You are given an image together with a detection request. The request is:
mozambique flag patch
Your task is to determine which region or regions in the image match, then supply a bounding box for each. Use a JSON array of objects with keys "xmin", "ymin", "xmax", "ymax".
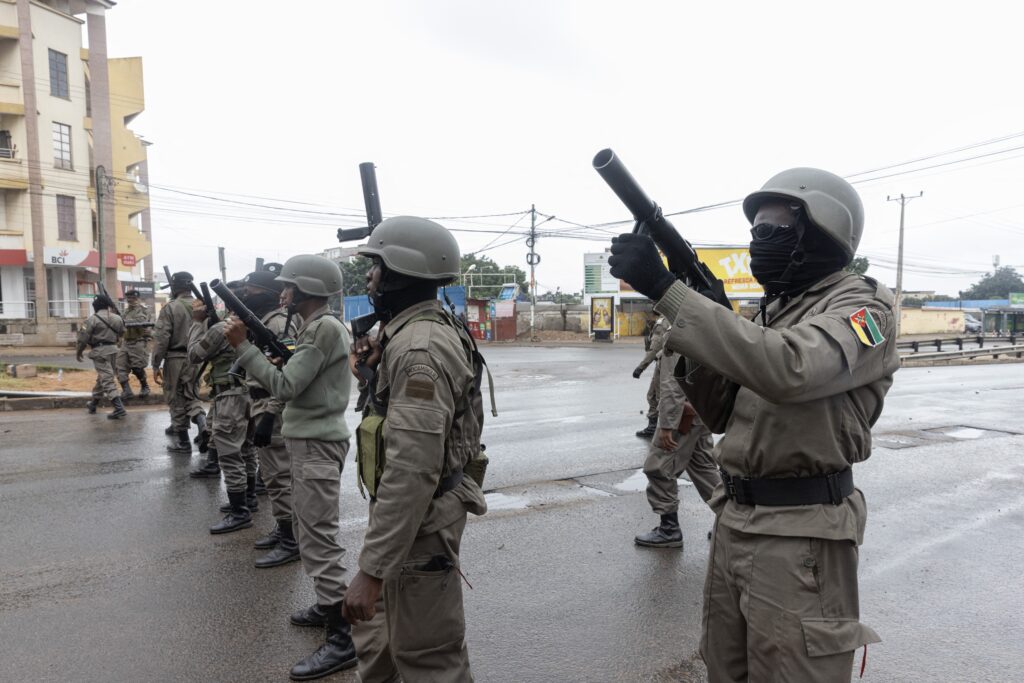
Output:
[{"xmin": 849, "ymin": 307, "xmax": 885, "ymax": 347}]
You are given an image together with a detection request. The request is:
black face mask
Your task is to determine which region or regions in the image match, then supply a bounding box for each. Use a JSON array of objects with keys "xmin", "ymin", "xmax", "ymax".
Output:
[
  {"xmin": 243, "ymin": 290, "xmax": 280, "ymax": 317},
  {"xmin": 750, "ymin": 225, "xmax": 846, "ymax": 298}
]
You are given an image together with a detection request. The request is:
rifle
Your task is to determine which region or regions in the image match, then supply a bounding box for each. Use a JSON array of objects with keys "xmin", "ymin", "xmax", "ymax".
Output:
[
  {"xmin": 592, "ymin": 149, "xmax": 717, "ymax": 292},
  {"xmin": 337, "ymin": 161, "xmax": 383, "ymax": 243},
  {"xmin": 199, "ymin": 282, "xmax": 219, "ymax": 329},
  {"xmin": 210, "ymin": 278, "xmax": 293, "ymax": 363},
  {"xmin": 97, "ymin": 282, "xmax": 122, "ymax": 317},
  {"xmin": 162, "ymin": 265, "xmax": 173, "ymax": 292}
]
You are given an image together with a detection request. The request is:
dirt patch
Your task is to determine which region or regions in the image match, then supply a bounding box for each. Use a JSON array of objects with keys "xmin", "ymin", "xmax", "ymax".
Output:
[
  {"xmin": 651, "ymin": 652, "xmax": 707, "ymax": 682},
  {"xmin": 0, "ymin": 367, "xmax": 161, "ymax": 394}
]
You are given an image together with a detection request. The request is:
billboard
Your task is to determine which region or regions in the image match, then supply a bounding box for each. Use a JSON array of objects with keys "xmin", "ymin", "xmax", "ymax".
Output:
[
  {"xmin": 584, "ymin": 252, "xmax": 619, "ymax": 294},
  {"xmin": 1010, "ymin": 292, "xmax": 1024, "ymax": 308},
  {"xmin": 601, "ymin": 246, "xmax": 763, "ymax": 299},
  {"xmin": 590, "ymin": 296, "xmax": 614, "ymax": 339}
]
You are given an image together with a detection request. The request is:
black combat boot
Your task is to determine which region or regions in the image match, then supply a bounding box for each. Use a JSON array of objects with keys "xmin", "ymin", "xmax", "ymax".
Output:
[
  {"xmin": 253, "ymin": 470, "xmax": 268, "ymax": 496},
  {"xmin": 164, "ymin": 425, "xmax": 175, "ymax": 435},
  {"xmin": 289, "ymin": 607, "xmax": 357, "ymax": 680},
  {"xmin": 135, "ymin": 369, "xmax": 151, "ymax": 397},
  {"xmin": 120, "ymin": 381, "xmax": 135, "ymax": 400},
  {"xmin": 107, "ymin": 396, "xmax": 127, "ymax": 420},
  {"xmin": 255, "ymin": 520, "xmax": 300, "ymax": 568},
  {"xmin": 254, "ymin": 522, "xmax": 281, "ymax": 549},
  {"xmin": 192, "ymin": 412, "xmax": 208, "ymax": 450},
  {"xmin": 210, "ymin": 489, "xmax": 252, "ymax": 535},
  {"xmin": 86, "ymin": 400, "xmax": 98, "ymax": 415},
  {"xmin": 634, "ymin": 512, "xmax": 683, "ymax": 548},
  {"xmin": 635, "ymin": 416, "xmax": 657, "ymax": 439},
  {"xmin": 289, "ymin": 602, "xmax": 329, "ymax": 628},
  {"xmin": 189, "ymin": 448, "xmax": 220, "ymax": 479},
  {"xmin": 168, "ymin": 431, "xmax": 192, "ymax": 453},
  {"xmin": 219, "ymin": 475, "xmax": 258, "ymax": 512}
]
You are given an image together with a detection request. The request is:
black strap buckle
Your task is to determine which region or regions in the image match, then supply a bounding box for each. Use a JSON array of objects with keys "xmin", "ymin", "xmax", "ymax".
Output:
[{"xmin": 825, "ymin": 472, "xmax": 843, "ymax": 506}]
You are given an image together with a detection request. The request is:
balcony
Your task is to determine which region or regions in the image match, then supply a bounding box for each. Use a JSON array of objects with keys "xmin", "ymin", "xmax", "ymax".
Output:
[{"xmin": 0, "ymin": 80, "xmax": 22, "ymax": 115}]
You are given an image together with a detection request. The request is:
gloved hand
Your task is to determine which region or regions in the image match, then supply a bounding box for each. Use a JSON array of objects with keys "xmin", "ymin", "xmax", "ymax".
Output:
[
  {"xmin": 252, "ymin": 412, "xmax": 276, "ymax": 448},
  {"xmin": 608, "ymin": 234, "xmax": 677, "ymax": 301},
  {"xmin": 632, "ymin": 366, "xmax": 644, "ymax": 379}
]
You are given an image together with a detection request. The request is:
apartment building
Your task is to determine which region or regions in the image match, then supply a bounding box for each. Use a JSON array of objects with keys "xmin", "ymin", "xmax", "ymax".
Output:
[{"xmin": 0, "ymin": 0, "xmax": 151, "ymax": 344}]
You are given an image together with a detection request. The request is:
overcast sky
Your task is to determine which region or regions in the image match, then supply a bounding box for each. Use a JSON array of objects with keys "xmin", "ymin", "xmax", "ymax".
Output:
[{"xmin": 102, "ymin": 1, "xmax": 1024, "ymax": 297}]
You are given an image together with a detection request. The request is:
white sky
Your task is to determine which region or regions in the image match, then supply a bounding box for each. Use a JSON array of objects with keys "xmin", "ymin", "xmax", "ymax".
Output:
[{"xmin": 102, "ymin": 1, "xmax": 1024, "ymax": 297}]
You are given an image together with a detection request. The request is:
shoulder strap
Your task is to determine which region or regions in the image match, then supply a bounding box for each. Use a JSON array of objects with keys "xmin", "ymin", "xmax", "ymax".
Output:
[{"xmin": 95, "ymin": 311, "xmax": 121, "ymax": 337}]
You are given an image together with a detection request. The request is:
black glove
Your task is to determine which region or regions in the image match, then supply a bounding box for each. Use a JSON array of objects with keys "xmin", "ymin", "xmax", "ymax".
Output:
[
  {"xmin": 608, "ymin": 234, "xmax": 677, "ymax": 301},
  {"xmin": 252, "ymin": 412, "xmax": 276, "ymax": 448},
  {"xmin": 632, "ymin": 366, "xmax": 644, "ymax": 379},
  {"xmin": 699, "ymin": 277, "xmax": 732, "ymax": 309}
]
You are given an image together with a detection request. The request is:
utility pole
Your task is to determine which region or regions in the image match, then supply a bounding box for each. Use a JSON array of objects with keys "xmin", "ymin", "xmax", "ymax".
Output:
[
  {"xmin": 886, "ymin": 191, "xmax": 923, "ymax": 337},
  {"xmin": 218, "ymin": 246, "xmax": 227, "ymax": 282},
  {"xmin": 527, "ymin": 204, "xmax": 540, "ymax": 341},
  {"xmin": 96, "ymin": 165, "xmax": 108, "ymax": 290}
]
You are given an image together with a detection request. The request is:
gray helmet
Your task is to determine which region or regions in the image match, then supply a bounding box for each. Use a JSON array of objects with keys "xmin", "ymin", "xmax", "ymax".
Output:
[
  {"xmin": 358, "ymin": 216, "xmax": 460, "ymax": 283},
  {"xmin": 743, "ymin": 168, "xmax": 863, "ymax": 262},
  {"xmin": 276, "ymin": 254, "xmax": 343, "ymax": 297}
]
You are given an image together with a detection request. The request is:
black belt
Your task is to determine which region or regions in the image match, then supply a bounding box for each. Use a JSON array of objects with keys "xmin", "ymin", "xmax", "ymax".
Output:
[
  {"xmin": 720, "ymin": 468, "xmax": 854, "ymax": 506},
  {"xmin": 91, "ymin": 341, "xmax": 115, "ymax": 347},
  {"xmin": 168, "ymin": 346, "xmax": 187, "ymax": 352},
  {"xmin": 249, "ymin": 387, "xmax": 271, "ymax": 400},
  {"xmin": 434, "ymin": 468, "xmax": 464, "ymax": 498}
]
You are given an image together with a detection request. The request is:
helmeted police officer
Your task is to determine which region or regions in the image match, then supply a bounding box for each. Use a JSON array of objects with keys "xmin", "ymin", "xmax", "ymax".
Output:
[
  {"xmin": 224, "ymin": 255, "xmax": 355, "ymax": 681},
  {"xmin": 609, "ymin": 168, "xmax": 897, "ymax": 681},
  {"xmin": 342, "ymin": 216, "xmax": 489, "ymax": 683}
]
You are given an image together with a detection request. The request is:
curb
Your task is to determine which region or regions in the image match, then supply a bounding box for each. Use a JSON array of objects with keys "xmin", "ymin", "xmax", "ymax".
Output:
[{"xmin": 0, "ymin": 394, "xmax": 166, "ymax": 412}]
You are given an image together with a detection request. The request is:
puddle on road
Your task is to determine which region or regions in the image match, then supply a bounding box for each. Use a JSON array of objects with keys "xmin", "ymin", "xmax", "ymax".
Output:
[
  {"xmin": 485, "ymin": 492, "xmax": 530, "ymax": 510},
  {"xmin": 936, "ymin": 427, "xmax": 987, "ymax": 440},
  {"xmin": 614, "ymin": 469, "xmax": 648, "ymax": 492}
]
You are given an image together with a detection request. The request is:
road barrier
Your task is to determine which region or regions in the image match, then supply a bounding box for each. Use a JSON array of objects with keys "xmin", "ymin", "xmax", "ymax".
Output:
[{"xmin": 900, "ymin": 343, "xmax": 1024, "ymax": 364}]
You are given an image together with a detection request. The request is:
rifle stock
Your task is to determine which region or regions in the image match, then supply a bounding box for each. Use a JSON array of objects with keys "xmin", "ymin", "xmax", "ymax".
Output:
[{"xmin": 592, "ymin": 149, "xmax": 717, "ymax": 291}]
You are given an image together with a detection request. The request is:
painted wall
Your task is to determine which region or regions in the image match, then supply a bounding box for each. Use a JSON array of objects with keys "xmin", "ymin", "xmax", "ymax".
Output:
[{"xmin": 900, "ymin": 308, "xmax": 967, "ymax": 335}]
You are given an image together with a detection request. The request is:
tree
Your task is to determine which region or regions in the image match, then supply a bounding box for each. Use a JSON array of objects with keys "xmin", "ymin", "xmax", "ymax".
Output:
[
  {"xmin": 959, "ymin": 266, "xmax": 1024, "ymax": 300},
  {"xmin": 459, "ymin": 254, "xmax": 529, "ymax": 299},
  {"xmin": 845, "ymin": 256, "xmax": 870, "ymax": 276},
  {"xmin": 536, "ymin": 289, "xmax": 582, "ymax": 304},
  {"xmin": 338, "ymin": 255, "xmax": 373, "ymax": 296}
]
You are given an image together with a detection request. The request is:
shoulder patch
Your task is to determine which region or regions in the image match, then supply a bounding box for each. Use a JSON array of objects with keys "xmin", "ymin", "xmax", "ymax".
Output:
[
  {"xmin": 405, "ymin": 363, "xmax": 439, "ymax": 381},
  {"xmin": 849, "ymin": 307, "xmax": 885, "ymax": 347}
]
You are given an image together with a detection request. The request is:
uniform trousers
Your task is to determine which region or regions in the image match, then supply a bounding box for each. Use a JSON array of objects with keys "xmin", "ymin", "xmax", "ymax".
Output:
[
  {"xmin": 214, "ymin": 393, "xmax": 255, "ymax": 492},
  {"xmin": 257, "ymin": 413, "xmax": 292, "ymax": 523},
  {"xmin": 643, "ymin": 423, "xmax": 719, "ymax": 513},
  {"xmin": 285, "ymin": 437, "xmax": 349, "ymax": 606},
  {"xmin": 89, "ymin": 346, "xmax": 120, "ymax": 401},
  {"xmin": 701, "ymin": 522, "xmax": 873, "ymax": 682},
  {"xmin": 116, "ymin": 340, "xmax": 149, "ymax": 382},
  {"xmin": 645, "ymin": 358, "xmax": 661, "ymax": 421},
  {"xmin": 162, "ymin": 355, "xmax": 204, "ymax": 430},
  {"xmin": 353, "ymin": 515, "xmax": 472, "ymax": 683}
]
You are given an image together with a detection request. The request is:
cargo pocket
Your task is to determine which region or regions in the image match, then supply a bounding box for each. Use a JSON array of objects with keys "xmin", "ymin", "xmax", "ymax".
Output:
[
  {"xmin": 802, "ymin": 618, "xmax": 880, "ymax": 657},
  {"xmin": 393, "ymin": 561, "xmax": 465, "ymax": 656},
  {"xmin": 302, "ymin": 462, "xmax": 340, "ymax": 480}
]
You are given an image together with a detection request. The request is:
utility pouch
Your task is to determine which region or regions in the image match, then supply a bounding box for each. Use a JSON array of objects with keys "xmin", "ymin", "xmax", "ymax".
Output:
[
  {"xmin": 464, "ymin": 444, "xmax": 489, "ymax": 489},
  {"xmin": 355, "ymin": 412, "xmax": 386, "ymax": 500}
]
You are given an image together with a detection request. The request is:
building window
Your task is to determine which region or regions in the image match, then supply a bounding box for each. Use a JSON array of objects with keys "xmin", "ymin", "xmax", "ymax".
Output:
[
  {"xmin": 49, "ymin": 49, "xmax": 69, "ymax": 99},
  {"xmin": 52, "ymin": 122, "xmax": 72, "ymax": 169},
  {"xmin": 57, "ymin": 194, "xmax": 76, "ymax": 241}
]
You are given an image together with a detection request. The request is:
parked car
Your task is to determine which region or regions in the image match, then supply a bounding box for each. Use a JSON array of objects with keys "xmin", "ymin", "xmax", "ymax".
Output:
[{"xmin": 964, "ymin": 314, "xmax": 982, "ymax": 334}]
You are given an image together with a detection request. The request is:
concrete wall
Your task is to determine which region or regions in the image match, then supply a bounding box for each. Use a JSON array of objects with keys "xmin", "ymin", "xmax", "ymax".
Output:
[{"xmin": 901, "ymin": 307, "xmax": 967, "ymax": 335}]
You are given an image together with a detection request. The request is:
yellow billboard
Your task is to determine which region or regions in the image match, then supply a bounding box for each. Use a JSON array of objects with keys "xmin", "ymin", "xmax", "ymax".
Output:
[{"xmin": 618, "ymin": 246, "xmax": 763, "ymax": 299}]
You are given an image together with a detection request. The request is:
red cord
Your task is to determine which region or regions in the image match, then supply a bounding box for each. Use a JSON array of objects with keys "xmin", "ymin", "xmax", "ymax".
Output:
[
  {"xmin": 859, "ymin": 644, "xmax": 868, "ymax": 678},
  {"xmin": 455, "ymin": 564, "xmax": 474, "ymax": 590}
]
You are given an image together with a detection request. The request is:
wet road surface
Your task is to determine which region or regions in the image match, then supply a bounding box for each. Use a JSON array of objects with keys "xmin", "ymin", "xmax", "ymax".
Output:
[{"xmin": 1, "ymin": 345, "xmax": 1022, "ymax": 681}]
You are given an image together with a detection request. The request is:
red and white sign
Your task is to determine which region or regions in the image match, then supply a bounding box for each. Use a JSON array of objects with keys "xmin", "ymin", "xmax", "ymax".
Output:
[{"xmin": 118, "ymin": 253, "xmax": 137, "ymax": 267}]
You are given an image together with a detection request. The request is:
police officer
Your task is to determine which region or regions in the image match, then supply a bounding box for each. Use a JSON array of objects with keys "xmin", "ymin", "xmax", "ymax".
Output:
[
  {"xmin": 115, "ymin": 289, "xmax": 153, "ymax": 399},
  {"xmin": 188, "ymin": 297, "xmax": 256, "ymax": 534},
  {"xmin": 224, "ymin": 255, "xmax": 355, "ymax": 681},
  {"xmin": 633, "ymin": 315, "xmax": 668, "ymax": 438},
  {"xmin": 152, "ymin": 272, "xmax": 207, "ymax": 453},
  {"xmin": 76, "ymin": 294, "xmax": 126, "ymax": 420},
  {"xmin": 634, "ymin": 347, "xmax": 719, "ymax": 548},
  {"xmin": 342, "ymin": 216, "xmax": 489, "ymax": 682},
  {"xmin": 609, "ymin": 168, "xmax": 897, "ymax": 681},
  {"xmin": 237, "ymin": 270, "xmax": 303, "ymax": 569}
]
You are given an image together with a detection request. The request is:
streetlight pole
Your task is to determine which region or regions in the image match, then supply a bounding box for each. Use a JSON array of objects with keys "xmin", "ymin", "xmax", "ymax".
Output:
[
  {"xmin": 886, "ymin": 191, "xmax": 923, "ymax": 337},
  {"xmin": 96, "ymin": 165, "xmax": 107, "ymax": 289}
]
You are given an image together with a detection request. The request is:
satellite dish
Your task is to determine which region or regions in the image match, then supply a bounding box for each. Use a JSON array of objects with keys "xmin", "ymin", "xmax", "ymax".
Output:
[{"xmin": 133, "ymin": 181, "xmax": 148, "ymax": 194}]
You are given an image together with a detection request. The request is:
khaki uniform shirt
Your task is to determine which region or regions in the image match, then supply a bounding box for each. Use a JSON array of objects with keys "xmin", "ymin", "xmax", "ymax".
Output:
[
  {"xmin": 638, "ymin": 318, "xmax": 669, "ymax": 371},
  {"xmin": 247, "ymin": 307, "xmax": 299, "ymax": 417},
  {"xmin": 358, "ymin": 300, "xmax": 487, "ymax": 580},
  {"xmin": 77, "ymin": 309, "xmax": 124, "ymax": 354},
  {"xmin": 122, "ymin": 303, "xmax": 153, "ymax": 343},
  {"xmin": 655, "ymin": 271, "xmax": 898, "ymax": 543},
  {"xmin": 152, "ymin": 295, "xmax": 196, "ymax": 369},
  {"xmin": 237, "ymin": 304, "xmax": 351, "ymax": 441},
  {"xmin": 187, "ymin": 320, "xmax": 247, "ymax": 397}
]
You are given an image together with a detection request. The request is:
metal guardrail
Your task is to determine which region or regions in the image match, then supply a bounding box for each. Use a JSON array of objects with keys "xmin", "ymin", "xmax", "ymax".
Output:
[
  {"xmin": 901, "ymin": 344, "xmax": 1024, "ymax": 363},
  {"xmin": 898, "ymin": 334, "xmax": 1017, "ymax": 354}
]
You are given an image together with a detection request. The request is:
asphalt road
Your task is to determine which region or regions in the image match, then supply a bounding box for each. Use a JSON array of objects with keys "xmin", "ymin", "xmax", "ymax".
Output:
[{"xmin": 1, "ymin": 345, "xmax": 1022, "ymax": 682}]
